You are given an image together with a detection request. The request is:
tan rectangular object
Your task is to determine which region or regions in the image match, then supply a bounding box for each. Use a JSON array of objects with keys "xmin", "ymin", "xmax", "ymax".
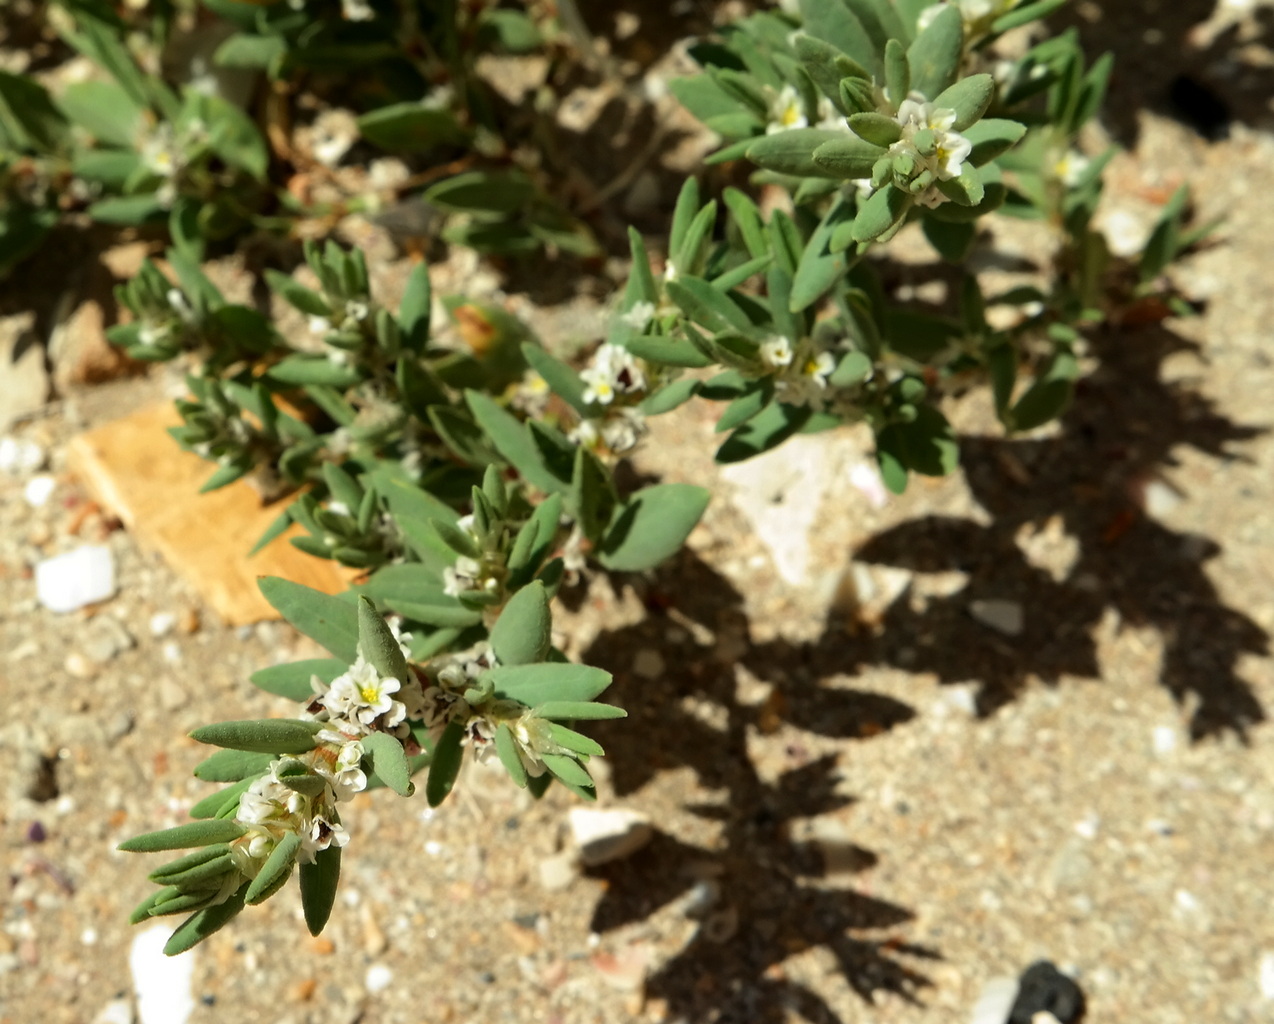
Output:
[{"xmin": 66, "ymin": 401, "xmax": 353, "ymax": 626}]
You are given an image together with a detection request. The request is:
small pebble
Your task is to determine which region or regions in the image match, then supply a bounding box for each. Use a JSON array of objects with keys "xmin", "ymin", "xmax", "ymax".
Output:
[
  {"xmin": 149, "ymin": 613, "xmax": 177, "ymax": 638},
  {"xmin": 36, "ymin": 545, "xmax": 116, "ymax": 613},
  {"xmin": 1008, "ymin": 961, "xmax": 1085, "ymax": 1024},
  {"xmin": 65, "ymin": 652, "xmax": 97, "ymax": 679},
  {"xmin": 23, "ymin": 474, "xmax": 56, "ymax": 507},
  {"xmin": 969, "ymin": 598, "xmax": 1024, "ymax": 637},
  {"xmin": 130, "ymin": 924, "xmax": 196, "ymax": 1024},
  {"xmin": 1259, "ymin": 951, "xmax": 1274, "ymax": 1000},
  {"xmin": 538, "ymin": 851, "xmax": 578, "ymax": 891},
  {"xmin": 969, "ymin": 976, "xmax": 1018, "ymax": 1024},
  {"xmin": 1153, "ymin": 726, "xmax": 1177, "ymax": 755},
  {"xmin": 0, "ymin": 436, "xmax": 45, "ymax": 473},
  {"xmin": 633, "ymin": 648, "xmax": 665, "ymax": 680},
  {"xmin": 365, "ymin": 964, "xmax": 393, "ymax": 993},
  {"xmin": 92, "ymin": 999, "xmax": 134, "ymax": 1024},
  {"xmin": 568, "ymin": 807, "xmax": 654, "ymax": 867}
]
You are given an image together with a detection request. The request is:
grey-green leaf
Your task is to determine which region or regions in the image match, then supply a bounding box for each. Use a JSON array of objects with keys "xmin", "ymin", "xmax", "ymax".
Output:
[
  {"xmin": 258, "ymin": 577, "xmax": 359, "ymax": 663},
  {"xmin": 300, "ymin": 844, "xmax": 341, "ymax": 936},
  {"xmin": 245, "ymin": 831, "xmax": 301, "ymax": 905},
  {"xmin": 490, "ymin": 582, "xmax": 552, "ymax": 666},
  {"xmin": 598, "ymin": 483, "xmax": 710, "ymax": 572},
  {"xmin": 362, "ymin": 731, "xmax": 415, "ymax": 797},
  {"xmin": 118, "ymin": 820, "xmax": 247, "ymax": 853},
  {"xmin": 188, "ymin": 719, "xmax": 322, "ymax": 755},
  {"xmin": 357, "ymin": 596, "xmax": 410, "ymax": 683}
]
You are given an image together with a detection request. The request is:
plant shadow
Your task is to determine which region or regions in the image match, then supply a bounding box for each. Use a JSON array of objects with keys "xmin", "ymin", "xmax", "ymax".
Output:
[
  {"xmin": 572, "ymin": 304, "xmax": 1264, "ymax": 1020},
  {"xmin": 1047, "ymin": 0, "xmax": 1274, "ymax": 143},
  {"xmin": 855, "ymin": 316, "xmax": 1266, "ymax": 739}
]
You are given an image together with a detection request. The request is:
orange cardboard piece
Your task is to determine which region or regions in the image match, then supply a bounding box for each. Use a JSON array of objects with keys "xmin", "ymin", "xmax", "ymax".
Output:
[{"xmin": 66, "ymin": 401, "xmax": 353, "ymax": 626}]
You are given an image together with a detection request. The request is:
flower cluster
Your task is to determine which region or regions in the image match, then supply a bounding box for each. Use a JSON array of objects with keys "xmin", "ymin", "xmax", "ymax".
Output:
[
  {"xmin": 918, "ymin": 0, "xmax": 1016, "ymax": 35},
  {"xmin": 573, "ymin": 343, "xmax": 652, "ymax": 454},
  {"xmin": 760, "ymin": 336, "xmax": 836, "ymax": 408},
  {"xmin": 887, "ymin": 96, "xmax": 972, "ymax": 208}
]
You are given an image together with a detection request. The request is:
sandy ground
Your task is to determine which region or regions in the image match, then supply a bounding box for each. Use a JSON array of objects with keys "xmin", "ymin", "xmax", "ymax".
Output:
[{"xmin": 5, "ymin": 3, "xmax": 1274, "ymax": 1024}]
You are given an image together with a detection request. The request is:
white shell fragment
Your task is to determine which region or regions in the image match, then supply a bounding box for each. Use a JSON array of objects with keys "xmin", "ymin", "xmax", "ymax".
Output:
[
  {"xmin": 568, "ymin": 807, "xmax": 654, "ymax": 867},
  {"xmin": 36, "ymin": 544, "xmax": 117, "ymax": 613}
]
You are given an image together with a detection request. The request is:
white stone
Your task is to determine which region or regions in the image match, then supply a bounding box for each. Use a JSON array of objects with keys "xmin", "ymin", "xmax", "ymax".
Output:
[
  {"xmin": 23, "ymin": 474, "xmax": 55, "ymax": 507},
  {"xmin": 537, "ymin": 850, "xmax": 579, "ymax": 891},
  {"xmin": 720, "ymin": 434, "xmax": 838, "ymax": 586},
  {"xmin": 35, "ymin": 545, "xmax": 116, "ymax": 613},
  {"xmin": 1153, "ymin": 725, "xmax": 1177, "ymax": 755},
  {"xmin": 849, "ymin": 461, "xmax": 889, "ymax": 509},
  {"xmin": 969, "ymin": 598, "xmax": 1024, "ymax": 637},
  {"xmin": 0, "ymin": 436, "xmax": 44, "ymax": 473},
  {"xmin": 130, "ymin": 925, "xmax": 196, "ymax": 1024},
  {"xmin": 968, "ymin": 976, "xmax": 1019, "ymax": 1024},
  {"xmin": 365, "ymin": 963, "xmax": 394, "ymax": 993},
  {"xmin": 568, "ymin": 807, "xmax": 654, "ymax": 867},
  {"xmin": 1259, "ymin": 951, "xmax": 1274, "ymax": 1000},
  {"xmin": 93, "ymin": 999, "xmax": 135, "ymax": 1024},
  {"xmin": 149, "ymin": 612, "xmax": 177, "ymax": 637}
]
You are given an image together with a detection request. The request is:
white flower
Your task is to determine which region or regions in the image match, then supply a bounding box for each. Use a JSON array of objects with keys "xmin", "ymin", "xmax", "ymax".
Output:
[
  {"xmin": 621, "ymin": 300, "xmax": 656, "ymax": 331},
  {"xmin": 814, "ymin": 97, "xmax": 849, "ymax": 133},
  {"xmin": 300, "ymin": 815, "xmax": 349, "ymax": 861},
  {"xmin": 442, "ymin": 555, "xmax": 482, "ymax": 597},
  {"xmin": 320, "ymin": 656, "xmax": 406, "ymax": 729},
  {"xmin": 600, "ymin": 408, "xmax": 648, "ymax": 454},
  {"xmin": 767, "ymin": 84, "xmax": 808, "ymax": 135},
  {"xmin": 803, "ymin": 351, "xmax": 836, "ymax": 389},
  {"xmin": 308, "ymin": 315, "xmax": 331, "ymax": 336},
  {"xmin": 1055, "ymin": 150, "xmax": 1090, "ymax": 188},
  {"xmin": 663, "ymin": 260, "xmax": 679, "ymax": 283},
  {"xmin": 580, "ymin": 343, "xmax": 646, "ymax": 406},
  {"xmin": 569, "ymin": 419, "xmax": 601, "ymax": 449},
  {"xmin": 760, "ymin": 336, "xmax": 794, "ymax": 369},
  {"xmin": 341, "ymin": 0, "xmax": 375, "ymax": 20}
]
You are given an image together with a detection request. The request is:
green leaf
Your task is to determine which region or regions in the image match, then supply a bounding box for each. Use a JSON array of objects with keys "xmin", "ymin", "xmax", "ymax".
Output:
[
  {"xmin": 266, "ymin": 355, "xmax": 361, "ymax": 388},
  {"xmin": 907, "ymin": 4, "xmax": 963, "ymax": 100},
  {"xmin": 213, "ymin": 32, "xmax": 286, "ymax": 69},
  {"xmin": 88, "ymin": 193, "xmax": 165, "ymax": 226},
  {"xmin": 465, "ymin": 391, "xmax": 560, "ymax": 493},
  {"xmin": 358, "ymin": 103, "xmax": 468, "ymax": 152},
  {"xmin": 923, "ymin": 216, "xmax": 976, "ymax": 262},
  {"xmin": 991, "ymin": 0, "xmax": 1069, "ymax": 34},
  {"xmin": 547, "ymin": 723, "xmax": 604, "ymax": 758},
  {"xmin": 541, "ymin": 753, "xmax": 595, "ymax": 795},
  {"xmin": 884, "ymin": 38, "xmax": 911, "ymax": 107},
  {"xmin": 852, "ymin": 185, "xmax": 911, "ymax": 242},
  {"xmin": 829, "ymin": 350, "xmax": 873, "ymax": 387},
  {"xmin": 193, "ymin": 748, "xmax": 276, "ymax": 783},
  {"xmin": 147, "ymin": 844, "xmax": 233, "ymax": 884},
  {"xmin": 746, "ymin": 128, "xmax": 850, "ymax": 177},
  {"xmin": 598, "ymin": 483, "xmax": 710, "ymax": 572},
  {"xmin": 716, "ymin": 402, "xmax": 812, "ymax": 463},
  {"xmin": 792, "ymin": 35, "xmax": 870, "ymax": 113},
  {"xmin": 246, "ymin": 831, "xmax": 301, "ymax": 905},
  {"xmin": 425, "ymin": 171, "xmax": 536, "ymax": 217},
  {"xmin": 426, "ymin": 721, "xmax": 465, "ymax": 807},
  {"xmin": 715, "ymin": 386, "xmax": 773, "ymax": 433},
  {"xmin": 665, "ymin": 277, "xmax": 754, "ymax": 335},
  {"xmin": 962, "ymin": 118, "xmax": 1028, "ymax": 167},
  {"xmin": 57, "ymin": 79, "xmax": 141, "ymax": 148},
  {"xmin": 429, "ymin": 405, "xmax": 498, "ymax": 466},
  {"xmin": 264, "ymin": 269, "xmax": 330, "ymax": 317},
  {"xmin": 936, "ymin": 165, "xmax": 985, "ymax": 207},
  {"xmin": 875, "ymin": 404, "xmax": 958, "ymax": 480},
  {"xmin": 570, "ymin": 446, "xmax": 616, "ymax": 544},
  {"xmin": 522, "ymin": 344, "xmax": 587, "ymax": 413},
  {"xmin": 535, "ymin": 701, "xmax": 628, "ymax": 721},
  {"xmin": 641, "ymin": 377, "xmax": 701, "ymax": 416},
  {"xmin": 624, "ymin": 334, "xmax": 713, "ymax": 369},
  {"xmin": 0, "ymin": 73, "xmax": 65, "ymax": 154},
  {"xmin": 811, "ymin": 135, "xmax": 887, "ymax": 179},
  {"xmin": 357, "ymin": 596, "xmax": 410, "ymax": 682},
  {"xmin": 1139, "ymin": 183, "xmax": 1190, "ymax": 281},
  {"xmin": 791, "ymin": 199, "xmax": 856, "ymax": 311},
  {"xmin": 163, "ymin": 886, "xmax": 247, "ymax": 956},
  {"xmin": 189, "ymin": 719, "xmax": 323, "ymax": 755},
  {"xmin": 300, "ymin": 845, "xmax": 341, "ymax": 936},
  {"xmin": 932, "ymin": 74, "xmax": 995, "ymax": 131},
  {"xmin": 490, "ymin": 582, "xmax": 552, "ymax": 666},
  {"xmin": 799, "ymin": 0, "xmax": 877, "ymax": 72},
  {"xmin": 495, "ymin": 723, "xmax": 528, "ymax": 788},
  {"xmin": 486, "ymin": 663, "xmax": 613, "ymax": 705},
  {"xmin": 189, "ymin": 778, "xmax": 255, "ymax": 819},
  {"xmin": 1009, "ymin": 348, "xmax": 1078, "ymax": 431},
  {"xmin": 118, "ymin": 820, "xmax": 247, "ymax": 853},
  {"xmin": 848, "ymin": 112, "xmax": 902, "ymax": 148},
  {"xmin": 258, "ymin": 577, "xmax": 359, "ymax": 663},
  {"xmin": 362, "ymin": 732, "xmax": 415, "ymax": 797}
]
